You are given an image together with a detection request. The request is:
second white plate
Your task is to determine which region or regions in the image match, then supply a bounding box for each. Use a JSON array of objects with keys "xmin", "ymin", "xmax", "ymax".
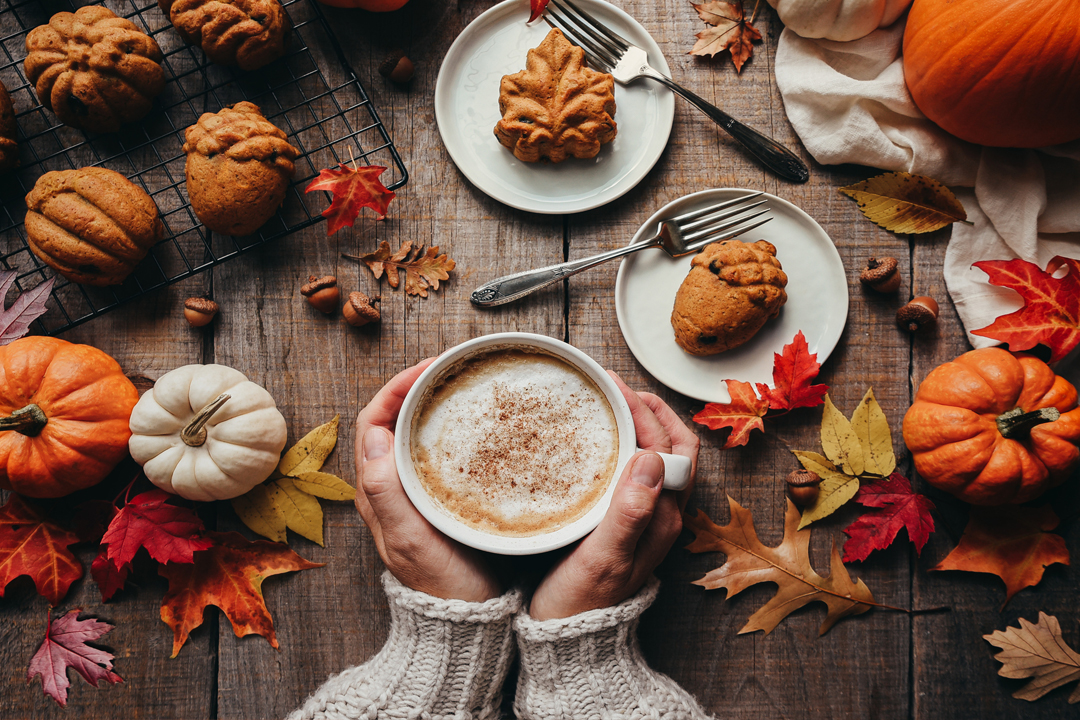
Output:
[
  {"xmin": 615, "ymin": 189, "xmax": 849, "ymax": 403},
  {"xmin": 434, "ymin": 0, "xmax": 675, "ymax": 214}
]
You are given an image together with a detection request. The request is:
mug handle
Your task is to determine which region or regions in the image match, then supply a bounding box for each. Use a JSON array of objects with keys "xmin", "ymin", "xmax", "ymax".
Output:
[{"xmin": 640, "ymin": 449, "xmax": 691, "ymax": 492}]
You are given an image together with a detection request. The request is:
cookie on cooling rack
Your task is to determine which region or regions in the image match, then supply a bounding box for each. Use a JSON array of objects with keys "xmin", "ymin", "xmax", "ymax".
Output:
[
  {"xmin": 0, "ymin": 81, "xmax": 17, "ymax": 173},
  {"xmin": 160, "ymin": 0, "xmax": 292, "ymax": 71}
]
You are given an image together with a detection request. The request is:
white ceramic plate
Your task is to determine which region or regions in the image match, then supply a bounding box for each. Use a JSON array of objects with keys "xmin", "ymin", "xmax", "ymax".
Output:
[
  {"xmin": 615, "ymin": 189, "xmax": 849, "ymax": 403},
  {"xmin": 434, "ymin": 0, "xmax": 675, "ymax": 214}
]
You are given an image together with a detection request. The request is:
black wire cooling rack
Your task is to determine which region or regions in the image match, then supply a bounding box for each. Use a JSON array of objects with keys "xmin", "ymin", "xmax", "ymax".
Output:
[{"xmin": 0, "ymin": 0, "xmax": 408, "ymax": 335}]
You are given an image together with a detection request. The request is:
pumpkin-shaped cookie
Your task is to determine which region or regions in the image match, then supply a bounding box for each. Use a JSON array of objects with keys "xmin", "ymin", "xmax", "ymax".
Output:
[
  {"xmin": 128, "ymin": 364, "xmax": 288, "ymax": 502},
  {"xmin": 183, "ymin": 101, "xmax": 300, "ymax": 236},
  {"xmin": 0, "ymin": 81, "xmax": 17, "ymax": 173},
  {"xmin": 25, "ymin": 167, "xmax": 163, "ymax": 286},
  {"xmin": 24, "ymin": 6, "xmax": 164, "ymax": 133},
  {"xmin": 160, "ymin": 0, "xmax": 291, "ymax": 71},
  {"xmin": 671, "ymin": 239, "xmax": 788, "ymax": 356}
]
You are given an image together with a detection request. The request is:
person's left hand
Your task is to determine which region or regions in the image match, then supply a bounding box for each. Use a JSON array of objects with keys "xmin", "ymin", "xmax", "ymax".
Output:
[
  {"xmin": 354, "ymin": 358, "xmax": 502, "ymax": 603},
  {"xmin": 528, "ymin": 372, "xmax": 699, "ymax": 620}
]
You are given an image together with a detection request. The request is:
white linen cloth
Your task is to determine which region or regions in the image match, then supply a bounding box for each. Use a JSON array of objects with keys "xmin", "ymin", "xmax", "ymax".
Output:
[{"xmin": 773, "ymin": 21, "xmax": 1080, "ymax": 351}]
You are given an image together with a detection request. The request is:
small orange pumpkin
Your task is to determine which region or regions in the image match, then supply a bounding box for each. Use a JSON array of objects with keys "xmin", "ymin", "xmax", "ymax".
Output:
[
  {"xmin": 0, "ymin": 337, "xmax": 138, "ymax": 498},
  {"xmin": 902, "ymin": 348, "xmax": 1080, "ymax": 505}
]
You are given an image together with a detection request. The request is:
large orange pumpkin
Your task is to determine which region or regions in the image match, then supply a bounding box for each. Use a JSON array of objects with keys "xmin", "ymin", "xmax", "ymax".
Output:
[
  {"xmin": 903, "ymin": 348, "xmax": 1080, "ymax": 505},
  {"xmin": 903, "ymin": 0, "xmax": 1080, "ymax": 148},
  {"xmin": 0, "ymin": 337, "xmax": 138, "ymax": 498}
]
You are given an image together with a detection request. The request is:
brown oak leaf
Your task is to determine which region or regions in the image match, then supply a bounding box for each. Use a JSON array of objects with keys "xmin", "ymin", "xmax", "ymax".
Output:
[
  {"xmin": 685, "ymin": 496, "xmax": 877, "ymax": 635},
  {"xmin": 345, "ymin": 241, "xmax": 456, "ymax": 298},
  {"xmin": 985, "ymin": 612, "xmax": 1080, "ymax": 704},
  {"xmin": 932, "ymin": 505, "xmax": 1069, "ymax": 608},
  {"xmin": 689, "ymin": 0, "xmax": 762, "ymax": 73}
]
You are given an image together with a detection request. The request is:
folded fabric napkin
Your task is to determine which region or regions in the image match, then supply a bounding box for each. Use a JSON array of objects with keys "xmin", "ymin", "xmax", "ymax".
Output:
[{"xmin": 773, "ymin": 21, "xmax": 1080, "ymax": 351}]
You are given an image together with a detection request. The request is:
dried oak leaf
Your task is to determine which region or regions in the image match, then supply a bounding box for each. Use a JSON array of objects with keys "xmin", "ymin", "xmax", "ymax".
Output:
[
  {"xmin": 839, "ymin": 171, "xmax": 969, "ymax": 234},
  {"xmin": 102, "ymin": 488, "xmax": 213, "ymax": 568},
  {"xmin": 0, "ymin": 495, "xmax": 82, "ymax": 605},
  {"xmin": 304, "ymin": 163, "xmax": 395, "ymax": 235},
  {"xmin": 972, "ymin": 256, "xmax": 1080, "ymax": 363},
  {"xmin": 755, "ymin": 330, "xmax": 828, "ymax": 412},
  {"xmin": 159, "ymin": 531, "xmax": 323, "ymax": 657},
  {"xmin": 932, "ymin": 505, "xmax": 1069, "ymax": 609},
  {"xmin": 0, "ymin": 271, "xmax": 55, "ymax": 345},
  {"xmin": 346, "ymin": 241, "xmax": 456, "ymax": 298},
  {"xmin": 693, "ymin": 379, "xmax": 768, "ymax": 448},
  {"xmin": 842, "ymin": 473, "xmax": 935, "ymax": 563},
  {"xmin": 689, "ymin": 0, "xmax": 762, "ymax": 73},
  {"xmin": 28, "ymin": 610, "xmax": 122, "ymax": 707},
  {"xmin": 985, "ymin": 612, "xmax": 1080, "ymax": 704},
  {"xmin": 685, "ymin": 496, "xmax": 876, "ymax": 635}
]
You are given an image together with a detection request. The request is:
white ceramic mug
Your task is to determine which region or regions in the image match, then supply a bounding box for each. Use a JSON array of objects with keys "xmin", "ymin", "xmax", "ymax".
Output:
[{"xmin": 394, "ymin": 332, "xmax": 692, "ymax": 555}]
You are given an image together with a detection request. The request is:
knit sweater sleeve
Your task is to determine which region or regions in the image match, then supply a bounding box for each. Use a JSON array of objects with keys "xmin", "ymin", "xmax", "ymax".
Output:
[
  {"xmin": 513, "ymin": 578, "xmax": 711, "ymax": 720},
  {"xmin": 289, "ymin": 571, "xmax": 523, "ymax": 720}
]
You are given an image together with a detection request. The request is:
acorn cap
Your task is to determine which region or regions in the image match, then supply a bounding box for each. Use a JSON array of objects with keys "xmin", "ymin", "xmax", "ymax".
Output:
[
  {"xmin": 860, "ymin": 256, "xmax": 900, "ymax": 292},
  {"xmin": 301, "ymin": 275, "xmax": 337, "ymax": 297},
  {"xmin": 897, "ymin": 296, "xmax": 939, "ymax": 332},
  {"xmin": 184, "ymin": 297, "xmax": 218, "ymax": 314},
  {"xmin": 344, "ymin": 291, "xmax": 381, "ymax": 326},
  {"xmin": 379, "ymin": 50, "xmax": 414, "ymax": 84},
  {"xmin": 786, "ymin": 469, "xmax": 821, "ymax": 487}
]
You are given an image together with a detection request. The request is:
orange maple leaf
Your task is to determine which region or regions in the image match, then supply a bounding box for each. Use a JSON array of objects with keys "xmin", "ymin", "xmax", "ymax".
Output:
[
  {"xmin": 692, "ymin": 379, "xmax": 768, "ymax": 448},
  {"xmin": 932, "ymin": 505, "xmax": 1070, "ymax": 609},
  {"xmin": 0, "ymin": 495, "xmax": 82, "ymax": 605},
  {"xmin": 304, "ymin": 163, "xmax": 395, "ymax": 235},
  {"xmin": 159, "ymin": 531, "xmax": 323, "ymax": 657},
  {"xmin": 689, "ymin": 0, "xmax": 762, "ymax": 73},
  {"xmin": 972, "ymin": 256, "xmax": 1080, "ymax": 363}
]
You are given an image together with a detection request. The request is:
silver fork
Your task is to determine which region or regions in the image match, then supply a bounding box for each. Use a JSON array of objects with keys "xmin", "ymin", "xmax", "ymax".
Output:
[
  {"xmin": 544, "ymin": 0, "xmax": 809, "ymax": 184},
  {"xmin": 470, "ymin": 193, "xmax": 772, "ymax": 306}
]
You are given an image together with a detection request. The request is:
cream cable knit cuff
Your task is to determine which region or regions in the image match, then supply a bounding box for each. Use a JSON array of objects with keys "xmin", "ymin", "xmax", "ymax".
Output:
[
  {"xmin": 514, "ymin": 578, "xmax": 711, "ymax": 720},
  {"xmin": 289, "ymin": 572, "xmax": 523, "ymax": 720}
]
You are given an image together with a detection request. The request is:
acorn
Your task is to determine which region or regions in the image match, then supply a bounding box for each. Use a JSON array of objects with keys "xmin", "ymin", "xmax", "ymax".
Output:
[
  {"xmin": 343, "ymin": 291, "xmax": 381, "ymax": 327},
  {"xmin": 860, "ymin": 256, "xmax": 901, "ymax": 292},
  {"xmin": 786, "ymin": 469, "xmax": 821, "ymax": 507},
  {"xmin": 301, "ymin": 275, "xmax": 340, "ymax": 314},
  {"xmin": 897, "ymin": 296, "xmax": 939, "ymax": 333},
  {"xmin": 378, "ymin": 50, "xmax": 414, "ymax": 84},
  {"xmin": 183, "ymin": 297, "xmax": 218, "ymax": 327}
]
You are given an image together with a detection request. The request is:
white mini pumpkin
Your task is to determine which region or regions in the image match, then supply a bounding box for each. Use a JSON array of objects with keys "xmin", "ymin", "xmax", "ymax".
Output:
[
  {"xmin": 128, "ymin": 364, "xmax": 288, "ymax": 502},
  {"xmin": 767, "ymin": 0, "xmax": 912, "ymax": 41}
]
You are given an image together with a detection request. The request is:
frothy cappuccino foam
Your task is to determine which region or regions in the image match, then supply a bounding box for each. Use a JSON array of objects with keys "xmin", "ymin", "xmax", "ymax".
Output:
[{"xmin": 410, "ymin": 347, "xmax": 620, "ymax": 537}]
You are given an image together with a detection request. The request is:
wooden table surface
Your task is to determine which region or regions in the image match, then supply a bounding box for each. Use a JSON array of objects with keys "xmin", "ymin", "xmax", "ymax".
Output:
[{"xmin": 2, "ymin": 0, "xmax": 1078, "ymax": 718}]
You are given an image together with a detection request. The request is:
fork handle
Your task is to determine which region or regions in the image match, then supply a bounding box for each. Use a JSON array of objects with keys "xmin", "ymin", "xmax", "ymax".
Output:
[
  {"xmin": 646, "ymin": 72, "xmax": 809, "ymax": 183},
  {"xmin": 471, "ymin": 240, "xmax": 656, "ymax": 307}
]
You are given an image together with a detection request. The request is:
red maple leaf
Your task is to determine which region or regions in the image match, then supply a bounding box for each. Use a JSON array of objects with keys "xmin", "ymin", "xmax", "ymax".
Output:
[
  {"xmin": 755, "ymin": 330, "xmax": 829, "ymax": 411},
  {"xmin": 932, "ymin": 505, "xmax": 1070, "ymax": 608},
  {"xmin": 972, "ymin": 256, "xmax": 1080, "ymax": 363},
  {"xmin": 528, "ymin": 0, "xmax": 549, "ymax": 22},
  {"xmin": 693, "ymin": 380, "xmax": 769, "ymax": 448},
  {"xmin": 28, "ymin": 609, "xmax": 123, "ymax": 707},
  {"xmin": 91, "ymin": 550, "xmax": 131, "ymax": 602},
  {"xmin": 842, "ymin": 473, "xmax": 936, "ymax": 563},
  {"xmin": 304, "ymin": 163, "xmax": 395, "ymax": 235},
  {"xmin": 101, "ymin": 489, "xmax": 213, "ymax": 569},
  {"xmin": 0, "ymin": 495, "xmax": 82, "ymax": 605},
  {"xmin": 160, "ymin": 531, "xmax": 324, "ymax": 657}
]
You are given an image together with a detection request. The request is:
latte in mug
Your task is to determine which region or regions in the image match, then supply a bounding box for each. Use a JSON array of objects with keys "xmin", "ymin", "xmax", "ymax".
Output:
[{"xmin": 410, "ymin": 346, "xmax": 620, "ymax": 537}]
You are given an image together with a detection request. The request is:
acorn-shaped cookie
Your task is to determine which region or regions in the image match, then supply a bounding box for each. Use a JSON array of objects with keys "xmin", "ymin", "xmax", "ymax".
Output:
[
  {"xmin": 671, "ymin": 239, "xmax": 788, "ymax": 356},
  {"xmin": 25, "ymin": 168, "xmax": 163, "ymax": 286},
  {"xmin": 159, "ymin": 0, "xmax": 291, "ymax": 71},
  {"xmin": 24, "ymin": 6, "xmax": 164, "ymax": 133},
  {"xmin": 183, "ymin": 102, "xmax": 300, "ymax": 236},
  {"xmin": 0, "ymin": 81, "xmax": 17, "ymax": 173}
]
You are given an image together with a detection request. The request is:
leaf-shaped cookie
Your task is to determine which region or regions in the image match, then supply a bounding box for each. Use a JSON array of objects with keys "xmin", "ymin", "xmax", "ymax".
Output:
[
  {"xmin": 839, "ymin": 172, "xmax": 969, "ymax": 233},
  {"xmin": 495, "ymin": 28, "xmax": 617, "ymax": 163}
]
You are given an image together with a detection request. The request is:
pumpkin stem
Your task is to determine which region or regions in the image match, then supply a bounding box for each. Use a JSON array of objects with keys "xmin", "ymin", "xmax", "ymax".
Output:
[
  {"xmin": 0, "ymin": 404, "xmax": 48, "ymax": 437},
  {"xmin": 181, "ymin": 393, "xmax": 231, "ymax": 447},
  {"xmin": 997, "ymin": 407, "xmax": 1061, "ymax": 438}
]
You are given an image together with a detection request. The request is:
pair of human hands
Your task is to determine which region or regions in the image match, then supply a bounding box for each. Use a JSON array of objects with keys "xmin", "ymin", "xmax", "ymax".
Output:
[{"xmin": 355, "ymin": 359, "xmax": 699, "ymax": 619}]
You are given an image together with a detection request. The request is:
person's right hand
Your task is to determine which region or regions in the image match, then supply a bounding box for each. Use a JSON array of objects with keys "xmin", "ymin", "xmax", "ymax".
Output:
[{"xmin": 355, "ymin": 359, "xmax": 502, "ymax": 603}]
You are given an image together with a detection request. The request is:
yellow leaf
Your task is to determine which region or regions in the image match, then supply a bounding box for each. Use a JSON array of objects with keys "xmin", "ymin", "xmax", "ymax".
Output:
[
  {"xmin": 278, "ymin": 415, "xmax": 339, "ymax": 477},
  {"xmin": 820, "ymin": 394, "xmax": 865, "ymax": 477},
  {"xmin": 231, "ymin": 484, "xmax": 287, "ymax": 543},
  {"xmin": 839, "ymin": 171, "xmax": 969, "ymax": 234},
  {"xmin": 268, "ymin": 477, "xmax": 325, "ymax": 546},
  {"xmin": 292, "ymin": 472, "xmax": 356, "ymax": 501},
  {"xmin": 792, "ymin": 451, "xmax": 859, "ymax": 529},
  {"xmin": 849, "ymin": 388, "xmax": 896, "ymax": 477}
]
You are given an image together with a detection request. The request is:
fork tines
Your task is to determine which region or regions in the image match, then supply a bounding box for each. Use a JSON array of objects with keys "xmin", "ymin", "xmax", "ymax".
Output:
[
  {"xmin": 543, "ymin": 0, "xmax": 627, "ymax": 71},
  {"xmin": 679, "ymin": 194, "xmax": 773, "ymax": 250}
]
